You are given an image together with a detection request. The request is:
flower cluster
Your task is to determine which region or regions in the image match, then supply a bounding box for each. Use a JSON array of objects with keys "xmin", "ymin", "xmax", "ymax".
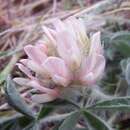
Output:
[{"xmin": 14, "ymin": 18, "xmax": 105, "ymax": 103}]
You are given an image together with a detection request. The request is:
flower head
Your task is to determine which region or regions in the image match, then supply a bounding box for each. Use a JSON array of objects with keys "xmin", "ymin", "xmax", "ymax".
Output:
[{"xmin": 14, "ymin": 17, "xmax": 105, "ymax": 103}]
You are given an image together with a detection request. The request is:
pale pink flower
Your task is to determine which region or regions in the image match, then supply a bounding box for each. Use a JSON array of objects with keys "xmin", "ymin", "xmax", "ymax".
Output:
[
  {"xmin": 79, "ymin": 32, "xmax": 105, "ymax": 85},
  {"xmin": 14, "ymin": 18, "xmax": 105, "ymax": 103}
]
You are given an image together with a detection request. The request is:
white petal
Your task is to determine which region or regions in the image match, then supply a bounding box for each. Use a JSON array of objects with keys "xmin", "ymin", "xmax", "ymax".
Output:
[
  {"xmin": 13, "ymin": 78, "xmax": 30, "ymax": 86},
  {"xmin": 24, "ymin": 45, "xmax": 47, "ymax": 64},
  {"xmin": 89, "ymin": 32, "xmax": 103, "ymax": 55},
  {"xmin": 42, "ymin": 57, "xmax": 71, "ymax": 86}
]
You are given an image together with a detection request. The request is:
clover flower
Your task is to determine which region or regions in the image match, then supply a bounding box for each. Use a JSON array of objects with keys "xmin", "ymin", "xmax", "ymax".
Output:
[{"xmin": 14, "ymin": 18, "xmax": 105, "ymax": 103}]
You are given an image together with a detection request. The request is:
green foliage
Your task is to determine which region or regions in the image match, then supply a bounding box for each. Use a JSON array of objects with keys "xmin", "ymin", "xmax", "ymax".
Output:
[
  {"xmin": 125, "ymin": 63, "xmax": 130, "ymax": 85},
  {"xmin": 58, "ymin": 111, "xmax": 80, "ymax": 130},
  {"xmin": 83, "ymin": 111, "xmax": 112, "ymax": 130},
  {"xmin": 37, "ymin": 106, "xmax": 53, "ymax": 120},
  {"xmin": 4, "ymin": 75, "xmax": 130, "ymax": 130},
  {"xmin": 5, "ymin": 76, "xmax": 35, "ymax": 119},
  {"xmin": 88, "ymin": 96, "xmax": 130, "ymax": 111},
  {"xmin": 111, "ymin": 31, "xmax": 130, "ymax": 57}
]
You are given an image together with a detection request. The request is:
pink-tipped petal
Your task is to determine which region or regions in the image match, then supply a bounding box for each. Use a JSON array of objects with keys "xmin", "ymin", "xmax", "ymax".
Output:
[
  {"xmin": 24, "ymin": 45, "xmax": 47, "ymax": 64},
  {"xmin": 56, "ymin": 31, "xmax": 81, "ymax": 70},
  {"xmin": 31, "ymin": 94, "xmax": 57, "ymax": 103},
  {"xmin": 53, "ymin": 19, "xmax": 81, "ymax": 63},
  {"xmin": 20, "ymin": 59, "xmax": 28, "ymax": 65},
  {"xmin": 35, "ymin": 43, "xmax": 48, "ymax": 54},
  {"xmin": 21, "ymin": 59, "xmax": 46, "ymax": 76},
  {"xmin": 16, "ymin": 63, "xmax": 33, "ymax": 79},
  {"xmin": 52, "ymin": 19, "xmax": 82, "ymax": 70},
  {"xmin": 13, "ymin": 78, "xmax": 30, "ymax": 86},
  {"xmin": 27, "ymin": 80, "xmax": 57, "ymax": 94},
  {"xmin": 80, "ymin": 54, "xmax": 105, "ymax": 85},
  {"xmin": 43, "ymin": 57, "xmax": 71, "ymax": 86},
  {"xmin": 52, "ymin": 74, "xmax": 69, "ymax": 87}
]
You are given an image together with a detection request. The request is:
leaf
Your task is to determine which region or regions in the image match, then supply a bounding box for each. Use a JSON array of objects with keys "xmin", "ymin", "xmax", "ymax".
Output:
[
  {"xmin": 0, "ymin": 114, "xmax": 21, "ymax": 126},
  {"xmin": 0, "ymin": 115, "xmax": 22, "ymax": 130},
  {"xmin": 44, "ymin": 99, "xmax": 69, "ymax": 107},
  {"xmin": 125, "ymin": 63, "xmax": 130, "ymax": 85},
  {"xmin": 111, "ymin": 31, "xmax": 130, "ymax": 41},
  {"xmin": 105, "ymin": 48, "xmax": 115, "ymax": 60},
  {"xmin": 120, "ymin": 59, "xmax": 127, "ymax": 74},
  {"xmin": 59, "ymin": 111, "xmax": 80, "ymax": 130},
  {"xmin": 113, "ymin": 40, "xmax": 130, "ymax": 57},
  {"xmin": 44, "ymin": 99, "xmax": 79, "ymax": 109},
  {"xmin": 60, "ymin": 128, "xmax": 87, "ymax": 130},
  {"xmin": 88, "ymin": 96, "xmax": 130, "ymax": 111},
  {"xmin": 37, "ymin": 106, "xmax": 53, "ymax": 120},
  {"xmin": 23, "ymin": 122, "xmax": 38, "ymax": 130},
  {"xmin": 0, "ymin": 121, "xmax": 14, "ymax": 130},
  {"xmin": 18, "ymin": 116, "xmax": 33, "ymax": 128},
  {"xmin": 8, "ymin": 121, "xmax": 21, "ymax": 130},
  {"xmin": 111, "ymin": 31, "xmax": 130, "ymax": 57},
  {"xmin": 0, "ymin": 115, "xmax": 35, "ymax": 130},
  {"xmin": 5, "ymin": 76, "xmax": 35, "ymax": 119},
  {"xmin": 83, "ymin": 111, "xmax": 112, "ymax": 130},
  {"xmin": 120, "ymin": 59, "xmax": 130, "ymax": 86}
]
